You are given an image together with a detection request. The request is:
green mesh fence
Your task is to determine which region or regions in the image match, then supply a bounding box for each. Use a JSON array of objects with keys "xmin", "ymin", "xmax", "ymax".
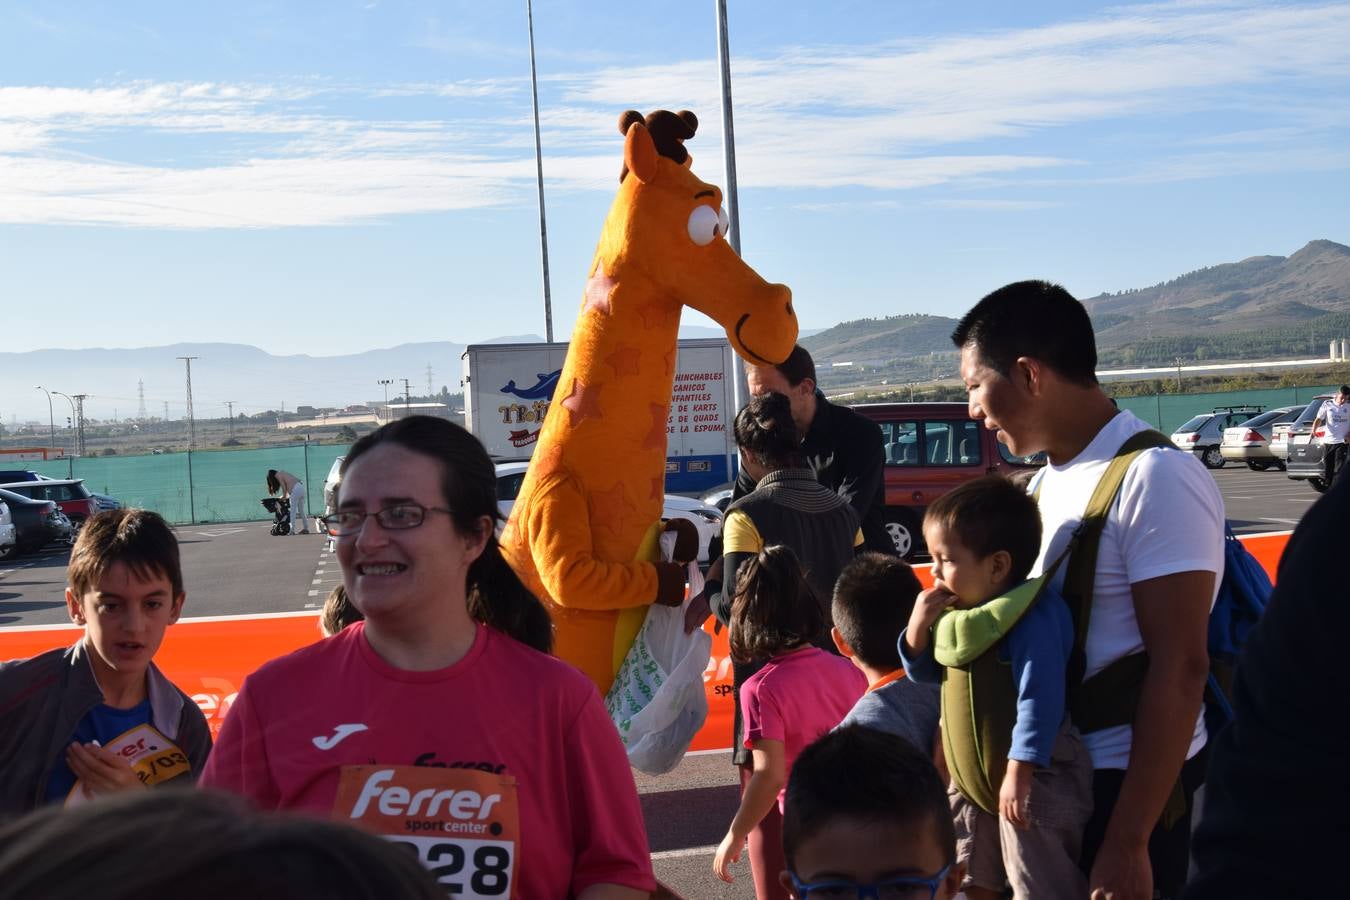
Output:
[
  {"xmin": 24, "ymin": 443, "xmax": 348, "ymax": 526},
  {"xmin": 1114, "ymin": 385, "xmax": 1341, "ymax": 434}
]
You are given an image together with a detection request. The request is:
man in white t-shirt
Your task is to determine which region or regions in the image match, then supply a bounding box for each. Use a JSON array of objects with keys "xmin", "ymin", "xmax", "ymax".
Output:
[
  {"xmin": 1312, "ymin": 385, "xmax": 1350, "ymax": 483},
  {"xmin": 951, "ymin": 281, "xmax": 1224, "ymax": 900}
]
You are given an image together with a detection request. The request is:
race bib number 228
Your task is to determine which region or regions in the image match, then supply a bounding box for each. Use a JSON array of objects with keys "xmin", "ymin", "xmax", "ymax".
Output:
[{"xmin": 334, "ymin": 765, "xmax": 520, "ymax": 898}]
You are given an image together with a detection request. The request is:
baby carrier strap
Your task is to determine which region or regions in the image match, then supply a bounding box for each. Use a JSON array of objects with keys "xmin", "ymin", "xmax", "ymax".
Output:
[{"xmin": 1056, "ymin": 428, "xmax": 1174, "ymax": 729}]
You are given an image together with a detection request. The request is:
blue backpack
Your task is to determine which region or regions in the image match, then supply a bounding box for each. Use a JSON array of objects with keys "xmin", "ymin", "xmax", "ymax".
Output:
[{"xmin": 1205, "ymin": 523, "xmax": 1273, "ymax": 730}]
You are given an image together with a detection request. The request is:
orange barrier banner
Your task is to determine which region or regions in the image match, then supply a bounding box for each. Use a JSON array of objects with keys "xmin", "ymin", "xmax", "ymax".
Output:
[{"xmin": 0, "ymin": 533, "xmax": 1288, "ymax": 752}]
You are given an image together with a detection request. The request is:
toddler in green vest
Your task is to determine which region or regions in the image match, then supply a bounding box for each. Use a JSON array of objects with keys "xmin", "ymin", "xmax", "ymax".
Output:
[{"xmin": 899, "ymin": 476, "xmax": 1093, "ymax": 900}]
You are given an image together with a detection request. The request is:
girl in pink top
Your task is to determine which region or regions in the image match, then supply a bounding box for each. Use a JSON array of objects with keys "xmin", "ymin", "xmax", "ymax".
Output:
[{"xmin": 712, "ymin": 546, "xmax": 868, "ymax": 897}]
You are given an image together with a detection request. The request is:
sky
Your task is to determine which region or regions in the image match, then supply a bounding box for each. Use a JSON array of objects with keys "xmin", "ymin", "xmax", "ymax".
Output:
[{"xmin": 3, "ymin": 0, "xmax": 1348, "ymax": 369}]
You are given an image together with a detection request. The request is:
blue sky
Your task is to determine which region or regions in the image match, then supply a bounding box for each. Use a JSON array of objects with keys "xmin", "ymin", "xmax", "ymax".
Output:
[{"xmin": 2, "ymin": 0, "xmax": 1348, "ymax": 366}]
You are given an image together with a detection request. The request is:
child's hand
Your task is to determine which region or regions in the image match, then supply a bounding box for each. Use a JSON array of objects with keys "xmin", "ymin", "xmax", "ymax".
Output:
[
  {"xmin": 999, "ymin": 759, "xmax": 1034, "ymax": 829},
  {"xmin": 904, "ymin": 586, "xmax": 960, "ymax": 654},
  {"xmin": 712, "ymin": 830, "xmax": 744, "ymax": 883},
  {"xmin": 66, "ymin": 742, "xmax": 145, "ymax": 798}
]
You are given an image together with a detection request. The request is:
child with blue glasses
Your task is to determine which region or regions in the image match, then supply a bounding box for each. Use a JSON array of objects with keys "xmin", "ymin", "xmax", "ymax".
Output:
[{"xmin": 781, "ymin": 725, "xmax": 964, "ymax": 899}]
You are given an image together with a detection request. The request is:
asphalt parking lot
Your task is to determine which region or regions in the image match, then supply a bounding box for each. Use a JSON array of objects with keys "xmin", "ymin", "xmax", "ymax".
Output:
[{"xmin": 0, "ymin": 462, "xmax": 1321, "ymax": 896}]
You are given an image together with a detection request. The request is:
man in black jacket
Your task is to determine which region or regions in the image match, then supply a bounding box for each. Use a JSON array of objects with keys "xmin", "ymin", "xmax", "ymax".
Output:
[{"xmin": 731, "ymin": 345, "xmax": 893, "ymax": 555}]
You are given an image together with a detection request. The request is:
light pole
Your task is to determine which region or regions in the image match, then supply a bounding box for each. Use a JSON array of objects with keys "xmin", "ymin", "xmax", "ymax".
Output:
[
  {"xmin": 52, "ymin": 391, "xmax": 77, "ymax": 475},
  {"xmin": 526, "ymin": 0, "xmax": 554, "ymax": 341},
  {"xmin": 378, "ymin": 379, "xmax": 393, "ymax": 422},
  {"xmin": 34, "ymin": 386, "xmax": 55, "ymax": 457}
]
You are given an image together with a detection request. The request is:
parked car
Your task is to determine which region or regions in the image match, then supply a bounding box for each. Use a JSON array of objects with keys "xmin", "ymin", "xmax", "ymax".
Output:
[
  {"xmin": 0, "ymin": 487, "xmax": 70, "ymax": 555},
  {"xmin": 0, "ymin": 499, "xmax": 15, "ymax": 559},
  {"xmin": 90, "ymin": 491, "xmax": 122, "ymax": 512},
  {"xmin": 1269, "ymin": 420, "xmax": 1295, "ymax": 461},
  {"xmin": 0, "ymin": 478, "xmax": 100, "ymax": 530},
  {"xmin": 1284, "ymin": 394, "xmax": 1336, "ymax": 492},
  {"xmin": 1218, "ymin": 406, "xmax": 1301, "ymax": 470},
  {"xmin": 1169, "ymin": 406, "xmax": 1265, "ymax": 469},
  {"xmin": 851, "ymin": 402, "xmax": 1045, "ymax": 560},
  {"xmin": 493, "ymin": 461, "xmax": 723, "ymax": 563}
]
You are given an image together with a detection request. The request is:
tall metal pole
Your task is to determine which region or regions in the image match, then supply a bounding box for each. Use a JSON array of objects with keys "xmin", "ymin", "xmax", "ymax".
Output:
[
  {"xmin": 716, "ymin": 0, "xmax": 748, "ymax": 481},
  {"xmin": 402, "ymin": 378, "xmax": 413, "ymax": 416},
  {"xmin": 34, "ymin": 386, "xmax": 55, "ymax": 457},
  {"xmin": 527, "ymin": 0, "xmax": 554, "ymax": 341},
  {"xmin": 378, "ymin": 379, "xmax": 393, "ymax": 423},
  {"xmin": 225, "ymin": 401, "xmax": 236, "ymax": 441},
  {"xmin": 716, "ymin": 0, "xmax": 742, "ymax": 258},
  {"xmin": 177, "ymin": 356, "xmax": 199, "ymax": 450},
  {"xmin": 73, "ymin": 395, "xmax": 87, "ymax": 457},
  {"xmin": 53, "ymin": 391, "xmax": 76, "ymax": 457}
]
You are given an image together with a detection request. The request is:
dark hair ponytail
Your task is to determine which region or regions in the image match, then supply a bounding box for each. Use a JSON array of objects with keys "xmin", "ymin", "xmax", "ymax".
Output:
[
  {"xmin": 728, "ymin": 544, "xmax": 823, "ymax": 664},
  {"xmin": 734, "ymin": 391, "xmax": 803, "ymax": 470},
  {"xmin": 265, "ymin": 470, "xmax": 281, "ymax": 495},
  {"xmin": 467, "ymin": 535, "xmax": 553, "ymax": 653},
  {"xmin": 343, "ymin": 416, "xmax": 553, "ymax": 652}
]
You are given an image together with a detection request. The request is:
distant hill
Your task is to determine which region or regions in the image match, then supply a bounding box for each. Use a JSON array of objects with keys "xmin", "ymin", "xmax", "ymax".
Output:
[
  {"xmin": 1085, "ymin": 239, "xmax": 1350, "ymax": 348},
  {"xmin": 0, "ymin": 341, "xmax": 469, "ymax": 423},
  {"xmin": 5, "ymin": 241, "xmax": 1346, "ymax": 418}
]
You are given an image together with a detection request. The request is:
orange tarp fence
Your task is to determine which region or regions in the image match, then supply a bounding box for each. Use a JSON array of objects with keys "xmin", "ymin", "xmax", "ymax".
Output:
[{"xmin": 0, "ymin": 533, "xmax": 1290, "ymax": 752}]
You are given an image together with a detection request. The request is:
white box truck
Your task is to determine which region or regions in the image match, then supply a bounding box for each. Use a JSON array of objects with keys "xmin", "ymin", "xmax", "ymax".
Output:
[{"xmin": 462, "ymin": 338, "xmax": 740, "ymax": 493}]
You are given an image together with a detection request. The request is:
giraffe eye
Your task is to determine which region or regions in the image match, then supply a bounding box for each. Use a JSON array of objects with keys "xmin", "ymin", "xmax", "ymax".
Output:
[{"xmin": 687, "ymin": 205, "xmax": 719, "ymax": 246}]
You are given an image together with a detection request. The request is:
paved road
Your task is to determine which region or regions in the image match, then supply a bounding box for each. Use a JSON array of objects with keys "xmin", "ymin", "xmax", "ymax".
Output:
[{"xmin": 0, "ymin": 464, "xmax": 1321, "ymax": 896}]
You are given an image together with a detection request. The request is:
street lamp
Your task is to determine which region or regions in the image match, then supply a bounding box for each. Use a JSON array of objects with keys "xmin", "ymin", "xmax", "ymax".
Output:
[
  {"xmin": 52, "ymin": 391, "xmax": 76, "ymax": 451},
  {"xmin": 378, "ymin": 379, "xmax": 393, "ymax": 422},
  {"xmin": 34, "ymin": 386, "xmax": 54, "ymax": 456}
]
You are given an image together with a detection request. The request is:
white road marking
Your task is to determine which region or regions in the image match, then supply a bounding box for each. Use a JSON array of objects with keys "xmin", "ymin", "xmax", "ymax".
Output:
[
  {"xmin": 652, "ymin": 846, "xmax": 719, "ymax": 861},
  {"xmin": 311, "ymin": 579, "xmax": 322, "ymax": 585},
  {"xmin": 195, "ymin": 528, "xmax": 247, "ymax": 537},
  {"xmin": 1264, "ymin": 518, "xmax": 1302, "ymax": 525},
  {"xmin": 308, "ymin": 589, "xmax": 320, "ymax": 596}
]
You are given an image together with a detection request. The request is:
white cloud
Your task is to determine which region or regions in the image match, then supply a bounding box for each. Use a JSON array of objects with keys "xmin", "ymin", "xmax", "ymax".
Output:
[{"xmin": 0, "ymin": 1, "xmax": 1346, "ymax": 228}]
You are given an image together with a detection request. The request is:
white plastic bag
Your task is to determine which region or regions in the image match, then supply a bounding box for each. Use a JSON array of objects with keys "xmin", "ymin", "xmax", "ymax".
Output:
[{"xmin": 604, "ymin": 537, "xmax": 713, "ymax": 775}]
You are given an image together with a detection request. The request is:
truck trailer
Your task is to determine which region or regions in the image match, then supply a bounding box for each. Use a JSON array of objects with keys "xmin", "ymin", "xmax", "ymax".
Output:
[{"xmin": 462, "ymin": 338, "xmax": 739, "ymax": 494}]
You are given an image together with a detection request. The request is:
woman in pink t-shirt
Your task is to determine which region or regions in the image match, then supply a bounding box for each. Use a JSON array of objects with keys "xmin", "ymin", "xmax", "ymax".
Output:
[
  {"xmin": 711, "ymin": 545, "xmax": 868, "ymax": 897},
  {"xmin": 205, "ymin": 416, "xmax": 656, "ymax": 900}
]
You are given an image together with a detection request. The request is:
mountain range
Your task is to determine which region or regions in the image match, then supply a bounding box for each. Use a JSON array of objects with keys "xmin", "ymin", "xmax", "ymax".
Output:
[
  {"xmin": 4, "ymin": 240, "xmax": 1346, "ymax": 421},
  {"xmin": 801, "ymin": 239, "xmax": 1350, "ymax": 384}
]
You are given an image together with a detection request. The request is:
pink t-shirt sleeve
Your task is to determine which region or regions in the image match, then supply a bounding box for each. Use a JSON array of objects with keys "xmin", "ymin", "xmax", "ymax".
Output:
[
  {"xmin": 740, "ymin": 672, "xmax": 785, "ymax": 748},
  {"xmin": 198, "ymin": 677, "xmax": 281, "ymax": 809},
  {"xmin": 562, "ymin": 687, "xmax": 657, "ymax": 896}
]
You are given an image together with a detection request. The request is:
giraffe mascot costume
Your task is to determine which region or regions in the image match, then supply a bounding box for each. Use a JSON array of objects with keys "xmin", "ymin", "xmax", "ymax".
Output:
[{"xmin": 500, "ymin": 109, "xmax": 798, "ymax": 694}]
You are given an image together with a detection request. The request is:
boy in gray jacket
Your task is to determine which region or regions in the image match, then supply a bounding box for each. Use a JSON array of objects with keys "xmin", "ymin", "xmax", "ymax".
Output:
[{"xmin": 0, "ymin": 509, "xmax": 210, "ymax": 818}]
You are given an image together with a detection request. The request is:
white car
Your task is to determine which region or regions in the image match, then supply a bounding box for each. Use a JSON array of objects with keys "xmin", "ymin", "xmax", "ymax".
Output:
[
  {"xmin": 0, "ymin": 499, "xmax": 15, "ymax": 559},
  {"xmin": 494, "ymin": 461, "xmax": 722, "ymax": 563}
]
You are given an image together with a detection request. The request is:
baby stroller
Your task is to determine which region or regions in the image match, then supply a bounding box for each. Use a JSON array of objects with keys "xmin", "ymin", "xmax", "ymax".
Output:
[{"xmin": 261, "ymin": 496, "xmax": 291, "ymax": 536}]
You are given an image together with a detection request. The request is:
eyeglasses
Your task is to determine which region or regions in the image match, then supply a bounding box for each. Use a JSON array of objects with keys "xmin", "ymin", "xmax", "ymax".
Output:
[
  {"xmin": 787, "ymin": 864, "xmax": 952, "ymax": 900},
  {"xmin": 318, "ymin": 503, "xmax": 453, "ymax": 537}
]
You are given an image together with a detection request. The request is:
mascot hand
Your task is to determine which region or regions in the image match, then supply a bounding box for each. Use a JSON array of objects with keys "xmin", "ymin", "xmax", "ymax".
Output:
[
  {"xmin": 661, "ymin": 518, "xmax": 700, "ymax": 565},
  {"xmin": 653, "ymin": 562, "xmax": 688, "ymax": 607}
]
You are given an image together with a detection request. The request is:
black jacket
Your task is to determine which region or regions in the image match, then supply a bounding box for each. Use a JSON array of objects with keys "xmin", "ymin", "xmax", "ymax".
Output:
[
  {"xmin": 1183, "ymin": 474, "xmax": 1349, "ymax": 897},
  {"xmin": 733, "ymin": 392, "xmax": 891, "ymax": 555}
]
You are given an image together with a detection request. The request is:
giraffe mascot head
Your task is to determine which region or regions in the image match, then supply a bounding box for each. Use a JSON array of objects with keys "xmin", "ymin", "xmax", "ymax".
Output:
[{"xmin": 499, "ymin": 109, "xmax": 798, "ymax": 695}]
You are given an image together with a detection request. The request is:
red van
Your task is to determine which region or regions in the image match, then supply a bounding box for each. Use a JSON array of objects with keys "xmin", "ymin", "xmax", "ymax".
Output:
[{"xmin": 852, "ymin": 402, "xmax": 1044, "ymax": 558}]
